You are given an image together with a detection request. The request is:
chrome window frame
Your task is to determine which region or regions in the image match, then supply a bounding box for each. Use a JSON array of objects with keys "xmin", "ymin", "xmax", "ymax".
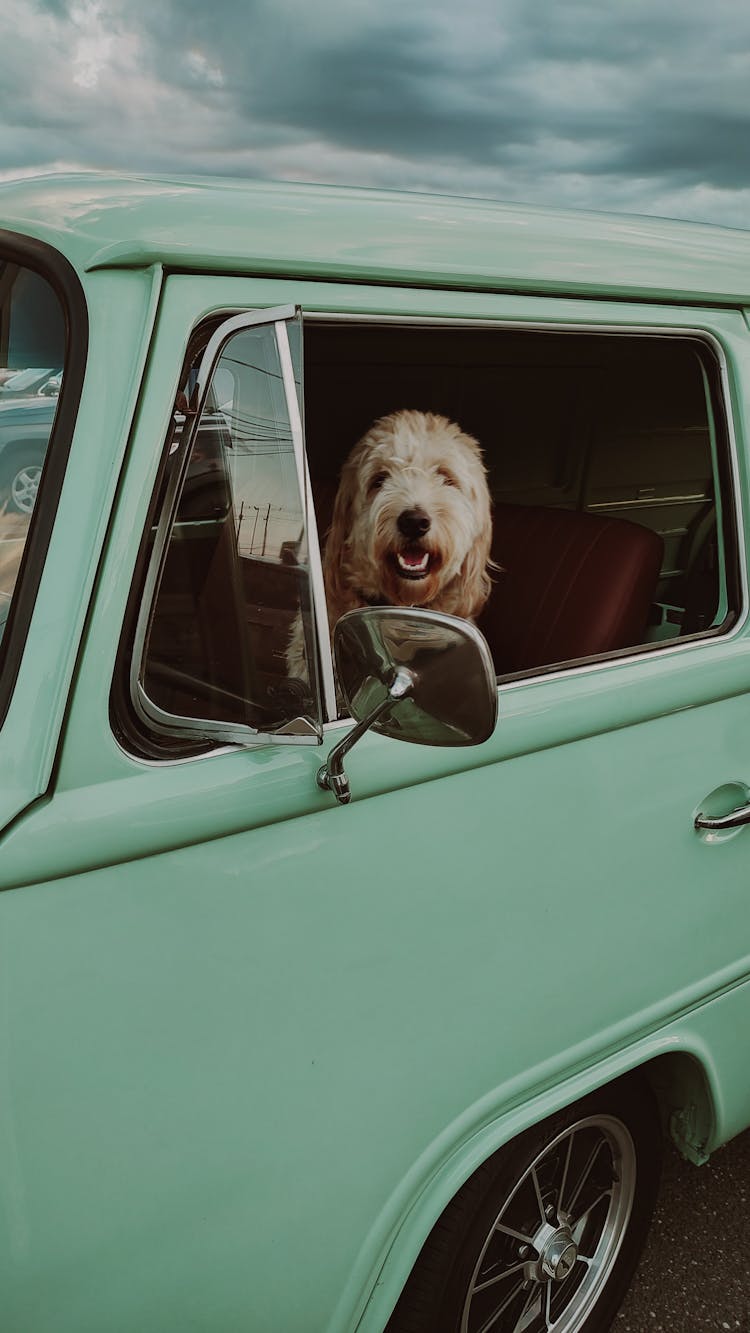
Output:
[{"xmin": 130, "ymin": 304, "xmax": 335, "ymax": 748}]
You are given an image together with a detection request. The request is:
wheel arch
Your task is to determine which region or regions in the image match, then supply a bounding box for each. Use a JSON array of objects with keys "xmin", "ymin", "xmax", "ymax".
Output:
[
  {"xmin": 347, "ymin": 1036, "xmax": 720, "ymax": 1333},
  {"xmin": 641, "ymin": 1048, "xmax": 716, "ymax": 1166},
  {"xmin": 0, "ymin": 436, "xmax": 46, "ymax": 467}
]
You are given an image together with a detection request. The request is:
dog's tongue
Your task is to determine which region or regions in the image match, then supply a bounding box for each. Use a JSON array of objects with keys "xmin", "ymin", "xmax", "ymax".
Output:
[{"xmin": 398, "ymin": 548, "xmax": 430, "ymax": 573}]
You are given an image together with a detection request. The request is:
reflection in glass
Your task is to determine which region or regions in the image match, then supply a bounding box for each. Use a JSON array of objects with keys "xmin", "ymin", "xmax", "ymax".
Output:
[
  {"xmin": 0, "ymin": 263, "xmax": 65, "ymax": 638},
  {"xmin": 335, "ymin": 607, "xmax": 498, "ymax": 747},
  {"xmin": 142, "ymin": 319, "xmax": 319, "ymax": 738}
]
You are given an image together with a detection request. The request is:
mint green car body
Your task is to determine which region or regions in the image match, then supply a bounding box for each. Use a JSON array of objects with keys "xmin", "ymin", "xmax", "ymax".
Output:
[{"xmin": 1, "ymin": 175, "xmax": 750, "ymax": 1331}]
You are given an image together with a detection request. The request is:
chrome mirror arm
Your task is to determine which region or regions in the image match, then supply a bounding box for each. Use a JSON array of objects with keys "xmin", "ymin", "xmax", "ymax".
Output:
[{"xmin": 317, "ymin": 668, "xmax": 414, "ymax": 805}]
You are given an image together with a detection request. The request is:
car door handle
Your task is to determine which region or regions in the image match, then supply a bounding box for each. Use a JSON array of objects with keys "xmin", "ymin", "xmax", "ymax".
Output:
[{"xmin": 694, "ymin": 803, "xmax": 750, "ymax": 831}]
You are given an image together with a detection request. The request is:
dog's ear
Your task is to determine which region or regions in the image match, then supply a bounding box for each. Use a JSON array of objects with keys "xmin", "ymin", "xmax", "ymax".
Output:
[
  {"xmin": 322, "ymin": 465, "xmax": 356, "ymax": 622},
  {"xmin": 458, "ymin": 486, "xmax": 496, "ymax": 619},
  {"xmin": 459, "ymin": 533, "xmax": 494, "ymax": 619}
]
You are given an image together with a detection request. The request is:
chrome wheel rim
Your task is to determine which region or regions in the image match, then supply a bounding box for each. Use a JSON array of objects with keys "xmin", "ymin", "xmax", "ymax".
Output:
[
  {"xmin": 460, "ymin": 1114, "xmax": 636, "ymax": 1333},
  {"xmin": 10, "ymin": 463, "xmax": 41, "ymax": 513}
]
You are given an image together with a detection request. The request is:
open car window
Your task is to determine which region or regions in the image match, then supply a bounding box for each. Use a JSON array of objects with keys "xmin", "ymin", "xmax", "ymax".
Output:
[{"xmin": 302, "ymin": 323, "xmax": 738, "ymax": 682}]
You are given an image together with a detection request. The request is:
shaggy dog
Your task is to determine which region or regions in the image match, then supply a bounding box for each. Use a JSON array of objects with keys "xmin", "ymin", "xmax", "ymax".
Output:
[
  {"xmin": 323, "ymin": 409, "xmax": 494, "ymax": 623},
  {"xmin": 287, "ymin": 410, "xmax": 494, "ymax": 685}
]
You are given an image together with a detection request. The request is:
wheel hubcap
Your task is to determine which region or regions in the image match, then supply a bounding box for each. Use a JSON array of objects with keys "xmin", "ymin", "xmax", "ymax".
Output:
[
  {"xmin": 10, "ymin": 464, "xmax": 41, "ymax": 513},
  {"xmin": 460, "ymin": 1114, "xmax": 636, "ymax": 1332},
  {"xmin": 539, "ymin": 1228, "xmax": 578, "ymax": 1282}
]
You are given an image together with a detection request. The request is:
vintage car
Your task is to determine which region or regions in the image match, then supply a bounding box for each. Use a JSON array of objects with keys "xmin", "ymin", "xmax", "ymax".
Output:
[{"xmin": 0, "ymin": 173, "xmax": 748, "ymax": 1333}]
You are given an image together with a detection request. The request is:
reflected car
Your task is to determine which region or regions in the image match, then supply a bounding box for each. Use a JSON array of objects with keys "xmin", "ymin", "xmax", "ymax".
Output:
[
  {"xmin": 0, "ymin": 396, "xmax": 54, "ymax": 513},
  {"xmin": 38, "ymin": 370, "xmax": 62, "ymax": 396},
  {"xmin": 0, "ymin": 398, "xmax": 229, "ymax": 519},
  {"xmin": 0, "ymin": 366, "xmax": 58, "ymax": 398}
]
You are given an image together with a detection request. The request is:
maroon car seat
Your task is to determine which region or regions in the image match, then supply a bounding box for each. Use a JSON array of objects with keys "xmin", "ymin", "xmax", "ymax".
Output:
[{"xmin": 477, "ymin": 504, "xmax": 664, "ymax": 674}]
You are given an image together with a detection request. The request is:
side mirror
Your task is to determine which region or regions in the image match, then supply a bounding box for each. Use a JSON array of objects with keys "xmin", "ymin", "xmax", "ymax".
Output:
[{"xmin": 317, "ymin": 606, "xmax": 498, "ymax": 804}]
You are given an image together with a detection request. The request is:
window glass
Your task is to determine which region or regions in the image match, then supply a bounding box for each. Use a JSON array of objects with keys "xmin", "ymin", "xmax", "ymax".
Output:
[
  {"xmin": 137, "ymin": 317, "xmax": 320, "ymax": 742},
  {"xmin": 0, "ymin": 262, "xmax": 65, "ymax": 638}
]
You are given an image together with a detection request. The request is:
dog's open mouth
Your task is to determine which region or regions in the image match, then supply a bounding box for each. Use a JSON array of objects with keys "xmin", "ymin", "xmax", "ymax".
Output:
[{"xmin": 391, "ymin": 545, "xmax": 434, "ymax": 580}]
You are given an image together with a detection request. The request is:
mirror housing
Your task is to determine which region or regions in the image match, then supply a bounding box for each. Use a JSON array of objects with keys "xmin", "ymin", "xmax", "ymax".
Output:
[{"xmin": 317, "ymin": 607, "xmax": 498, "ymax": 804}]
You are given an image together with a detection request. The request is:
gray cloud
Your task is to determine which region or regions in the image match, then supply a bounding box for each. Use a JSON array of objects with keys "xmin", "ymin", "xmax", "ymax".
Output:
[{"xmin": 2, "ymin": 0, "xmax": 750, "ymax": 227}]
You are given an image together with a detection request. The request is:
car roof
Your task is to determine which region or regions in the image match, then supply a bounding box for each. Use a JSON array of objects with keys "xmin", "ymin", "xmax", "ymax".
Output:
[{"xmin": 1, "ymin": 171, "xmax": 749, "ymax": 307}]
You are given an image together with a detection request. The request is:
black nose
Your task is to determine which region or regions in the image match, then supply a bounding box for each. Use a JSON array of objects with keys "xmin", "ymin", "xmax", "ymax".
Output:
[{"xmin": 397, "ymin": 508, "xmax": 431, "ymax": 540}]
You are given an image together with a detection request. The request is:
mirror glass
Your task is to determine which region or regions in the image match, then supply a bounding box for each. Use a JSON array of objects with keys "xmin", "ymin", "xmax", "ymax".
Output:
[{"xmin": 334, "ymin": 607, "xmax": 498, "ymax": 747}]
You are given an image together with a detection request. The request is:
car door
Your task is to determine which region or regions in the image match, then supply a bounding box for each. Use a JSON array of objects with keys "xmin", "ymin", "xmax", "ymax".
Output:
[{"xmin": 0, "ymin": 274, "xmax": 749, "ymax": 1333}]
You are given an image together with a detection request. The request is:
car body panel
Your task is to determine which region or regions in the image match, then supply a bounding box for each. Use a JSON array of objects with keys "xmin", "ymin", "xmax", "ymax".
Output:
[
  {"xmin": 1, "ymin": 183, "xmax": 750, "ymax": 1330},
  {"xmin": 0, "ymin": 264, "xmax": 161, "ymax": 833},
  {"xmin": 5, "ymin": 699, "xmax": 750, "ymax": 1331},
  {"xmin": 1, "ymin": 173, "xmax": 750, "ymax": 304},
  {"xmin": 354, "ymin": 977, "xmax": 750, "ymax": 1333}
]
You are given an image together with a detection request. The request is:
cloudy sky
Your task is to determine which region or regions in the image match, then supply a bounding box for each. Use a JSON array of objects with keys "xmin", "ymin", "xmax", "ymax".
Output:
[{"xmin": 3, "ymin": 0, "xmax": 750, "ymax": 228}]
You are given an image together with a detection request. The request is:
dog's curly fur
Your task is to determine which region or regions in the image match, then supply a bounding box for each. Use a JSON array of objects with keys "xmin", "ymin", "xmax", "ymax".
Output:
[
  {"xmin": 323, "ymin": 409, "xmax": 495, "ymax": 623},
  {"xmin": 287, "ymin": 411, "xmax": 495, "ymax": 683}
]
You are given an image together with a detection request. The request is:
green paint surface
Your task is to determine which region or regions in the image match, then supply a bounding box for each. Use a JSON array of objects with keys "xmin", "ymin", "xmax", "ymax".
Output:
[{"xmin": 0, "ymin": 177, "xmax": 749, "ymax": 1330}]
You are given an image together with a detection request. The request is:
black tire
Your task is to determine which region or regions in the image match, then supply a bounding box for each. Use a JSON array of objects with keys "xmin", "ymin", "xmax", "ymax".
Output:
[
  {"xmin": 0, "ymin": 447, "xmax": 44, "ymax": 514},
  {"xmin": 385, "ymin": 1075, "xmax": 662, "ymax": 1333}
]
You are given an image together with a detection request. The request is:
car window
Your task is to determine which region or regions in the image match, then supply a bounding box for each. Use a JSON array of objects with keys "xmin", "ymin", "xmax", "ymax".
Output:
[
  {"xmin": 129, "ymin": 310, "xmax": 324, "ymax": 752},
  {"xmin": 122, "ymin": 314, "xmax": 738, "ymax": 757},
  {"xmin": 0, "ymin": 261, "xmax": 65, "ymax": 636},
  {"xmin": 302, "ymin": 323, "xmax": 737, "ymax": 683}
]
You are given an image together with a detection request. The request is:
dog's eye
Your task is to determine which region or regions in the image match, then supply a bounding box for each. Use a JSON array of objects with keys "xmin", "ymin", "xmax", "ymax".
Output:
[
  {"xmin": 369, "ymin": 471, "xmax": 388, "ymax": 492},
  {"xmin": 438, "ymin": 467, "xmax": 459, "ymax": 488}
]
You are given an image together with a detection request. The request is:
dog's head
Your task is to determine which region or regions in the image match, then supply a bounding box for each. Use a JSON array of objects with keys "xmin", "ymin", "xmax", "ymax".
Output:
[{"xmin": 324, "ymin": 410, "xmax": 493, "ymax": 619}]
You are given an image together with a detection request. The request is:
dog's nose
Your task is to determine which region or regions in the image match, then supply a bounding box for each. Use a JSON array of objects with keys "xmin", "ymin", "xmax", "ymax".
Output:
[{"xmin": 397, "ymin": 508, "xmax": 431, "ymax": 540}]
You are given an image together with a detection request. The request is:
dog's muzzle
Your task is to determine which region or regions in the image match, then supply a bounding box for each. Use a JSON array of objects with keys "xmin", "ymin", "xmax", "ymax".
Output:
[{"xmin": 393, "ymin": 510, "xmax": 434, "ymax": 580}]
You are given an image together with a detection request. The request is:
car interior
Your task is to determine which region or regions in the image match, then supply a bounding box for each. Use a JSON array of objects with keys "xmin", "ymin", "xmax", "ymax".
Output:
[{"xmin": 304, "ymin": 325, "xmax": 727, "ymax": 660}]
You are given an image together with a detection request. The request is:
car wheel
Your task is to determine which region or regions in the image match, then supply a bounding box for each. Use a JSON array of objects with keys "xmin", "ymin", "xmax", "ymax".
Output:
[
  {"xmin": 385, "ymin": 1076, "xmax": 662, "ymax": 1333},
  {"xmin": 1, "ymin": 451, "xmax": 43, "ymax": 514}
]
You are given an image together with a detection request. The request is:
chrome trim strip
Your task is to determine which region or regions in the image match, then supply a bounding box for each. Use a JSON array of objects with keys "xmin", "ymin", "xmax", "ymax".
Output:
[
  {"xmin": 495, "ymin": 626, "xmax": 740, "ymax": 698},
  {"xmin": 587, "ymin": 494, "xmax": 709, "ymax": 511},
  {"xmin": 276, "ymin": 317, "xmax": 338, "ymax": 721},
  {"xmin": 133, "ymin": 679, "xmax": 318, "ymax": 747},
  {"xmin": 196, "ymin": 303, "xmax": 297, "ymax": 400},
  {"xmin": 307, "ymin": 312, "xmax": 739, "ymax": 336}
]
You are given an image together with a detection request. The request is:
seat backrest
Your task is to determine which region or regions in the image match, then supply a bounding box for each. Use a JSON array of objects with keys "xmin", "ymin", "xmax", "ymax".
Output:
[{"xmin": 477, "ymin": 503, "xmax": 664, "ymax": 674}]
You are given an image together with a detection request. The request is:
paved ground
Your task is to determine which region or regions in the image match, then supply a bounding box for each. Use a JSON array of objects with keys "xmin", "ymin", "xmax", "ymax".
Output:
[{"xmin": 615, "ymin": 1128, "xmax": 750, "ymax": 1331}]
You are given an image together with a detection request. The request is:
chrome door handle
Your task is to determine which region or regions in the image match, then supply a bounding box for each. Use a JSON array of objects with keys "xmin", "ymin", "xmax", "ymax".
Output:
[{"xmin": 694, "ymin": 803, "xmax": 750, "ymax": 831}]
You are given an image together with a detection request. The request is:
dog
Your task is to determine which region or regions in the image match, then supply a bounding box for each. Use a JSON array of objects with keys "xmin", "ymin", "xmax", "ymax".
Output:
[
  {"xmin": 323, "ymin": 409, "xmax": 495, "ymax": 622},
  {"xmin": 287, "ymin": 410, "xmax": 495, "ymax": 685}
]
